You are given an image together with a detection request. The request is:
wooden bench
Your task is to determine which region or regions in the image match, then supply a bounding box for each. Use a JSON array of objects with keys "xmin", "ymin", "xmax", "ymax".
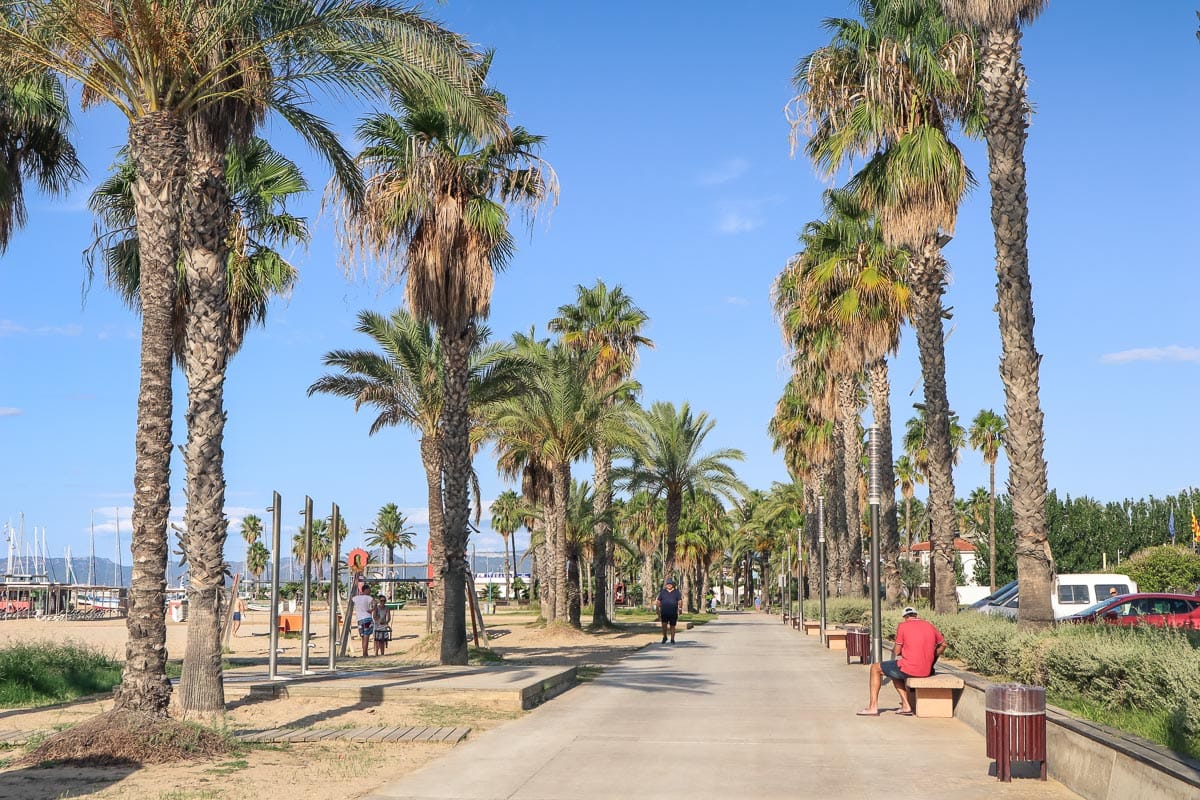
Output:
[
  {"xmin": 905, "ymin": 674, "xmax": 965, "ymax": 718},
  {"xmin": 824, "ymin": 629, "xmax": 848, "ymax": 650},
  {"xmin": 802, "ymin": 620, "xmax": 821, "ymax": 637}
]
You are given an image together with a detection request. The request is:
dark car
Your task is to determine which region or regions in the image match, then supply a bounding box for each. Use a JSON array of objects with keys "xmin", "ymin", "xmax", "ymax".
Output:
[{"xmin": 1061, "ymin": 593, "xmax": 1200, "ymax": 629}]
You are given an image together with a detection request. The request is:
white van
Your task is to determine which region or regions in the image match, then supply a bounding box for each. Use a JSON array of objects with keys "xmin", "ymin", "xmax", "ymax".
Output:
[{"xmin": 987, "ymin": 573, "xmax": 1138, "ymax": 620}]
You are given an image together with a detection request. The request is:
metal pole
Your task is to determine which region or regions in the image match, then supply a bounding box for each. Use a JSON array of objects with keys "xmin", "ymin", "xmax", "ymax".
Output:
[
  {"xmin": 782, "ymin": 545, "xmax": 789, "ymax": 622},
  {"xmin": 818, "ymin": 493, "xmax": 827, "ymax": 644},
  {"xmin": 328, "ymin": 503, "xmax": 340, "ymax": 672},
  {"xmin": 300, "ymin": 495, "xmax": 313, "ymax": 675},
  {"xmin": 868, "ymin": 425, "xmax": 883, "ymax": 666},
  {"xmin": 268, "ymin": 491, "xmax": 282, "ymax": 680},
  {"xmin": 797, "ymin": 527, "xmax": 804, "ymax": 630}
]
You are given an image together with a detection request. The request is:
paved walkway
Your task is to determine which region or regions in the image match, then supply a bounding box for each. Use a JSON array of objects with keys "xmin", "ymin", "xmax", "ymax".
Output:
[{"xmin": 365, "ymin": 611, "xmax": 1080, "ymax": 800}]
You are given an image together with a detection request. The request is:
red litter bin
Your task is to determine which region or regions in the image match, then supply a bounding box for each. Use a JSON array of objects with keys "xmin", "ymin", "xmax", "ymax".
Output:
[{"xmin": 986, "ymin": 684, "xmax": 1047, "ymax": 782}]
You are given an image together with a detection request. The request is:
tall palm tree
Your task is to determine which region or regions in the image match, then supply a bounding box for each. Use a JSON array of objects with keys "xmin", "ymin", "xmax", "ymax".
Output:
[
  {"xmin": 618, "ymin": 402, "xmax": 747, "ymax": 582},
  {"xmin": 309, "ymin": 309, "xmax": 521, "ymax": 626},
  {"xmin": 0, "ymin": 63, "xmax": 82, "ymax": 251},
  {"xmin": 336, "ymin": 79, "xmax": 556, "ymax": 663},
  {"xmin": 488, "ymin": 342, "xmax": 637, "ymax": 625},
  {"xmin": 969, "ymin": 409, "xmax": 1006, "ymax": 591},
  {"xmin": 246, "ymin": 540, "xmax": 270, "ymax": 594},
  {"xmin": 548, "ymin": 280, "xmax": 653, "ymax": 626},
  {"xmin": 940, "ymin": 0, "xmax": 1053, "ymax": 629},
  {"xmin": 489, "ymin": 490, "xmax": 524, "ymax": 602},
  {"xmin": 793, "ymin": 0, "xmax": 980, "ymax": 613},
  {"xmin": 2, "ymin": 0, "xmax": 495, "ymax": 716},
  {"xmin": 239, "ymin": 514, "xmax": 264, "ymax": 582},
  {"xmin": 365, "ymin": 503, "xmax": 415, "ymax": 601},
  {"xmin": 894, "ymin": 454, "xmax": 924, "ymax": 555}
]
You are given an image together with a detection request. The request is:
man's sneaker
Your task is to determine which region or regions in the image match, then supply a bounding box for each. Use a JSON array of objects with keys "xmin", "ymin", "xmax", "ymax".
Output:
[{"xmin": 662, "ymin": 635, "xmax": 668, "ymax": 643}]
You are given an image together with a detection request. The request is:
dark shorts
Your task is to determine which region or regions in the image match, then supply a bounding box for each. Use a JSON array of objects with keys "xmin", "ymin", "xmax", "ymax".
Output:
[
  {"xmin": 661, "ymin": 612, "xmax": 679, "ymax": 625},
  {"xmin": 232, "ymin": 612, "xmax": 242, "ymax": 621},
  {"xmin": 374, "ymin": 626, "xmax": 391, "ymax": 642},
  {"xmin": 880, "ymin": 660, "xmax": 917, "ymax": 681}
]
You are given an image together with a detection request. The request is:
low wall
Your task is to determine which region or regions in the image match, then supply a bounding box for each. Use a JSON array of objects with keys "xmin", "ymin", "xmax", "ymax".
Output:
[{"xmin": 942, "ymin": 664, "xmax": 1200, "ymax": 800}]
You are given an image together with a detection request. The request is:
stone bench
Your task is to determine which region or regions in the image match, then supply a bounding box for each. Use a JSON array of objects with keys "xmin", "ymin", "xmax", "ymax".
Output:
[
  {"xmin": 802, "ymin": 620, "xmax": 821, "ymax": 637},
  {"xmin": 825, "ymin": 630, "xmax": 848, "ymax": 650},
  {"xmin": 905, "ymin": 674, "xmax": 965, "ymax": 718}
]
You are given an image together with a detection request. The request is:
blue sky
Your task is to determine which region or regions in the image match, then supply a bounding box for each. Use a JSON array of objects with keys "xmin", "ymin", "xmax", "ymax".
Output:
[{"xmin": 2, "ymin": 1, "xmax": 1198, "ymax": 569}]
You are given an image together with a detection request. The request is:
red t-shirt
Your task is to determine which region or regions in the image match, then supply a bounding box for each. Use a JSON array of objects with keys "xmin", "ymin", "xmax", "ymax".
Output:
[{"xmin": 895, "ymin": 618, "xmax": 944, "ymax": 677}]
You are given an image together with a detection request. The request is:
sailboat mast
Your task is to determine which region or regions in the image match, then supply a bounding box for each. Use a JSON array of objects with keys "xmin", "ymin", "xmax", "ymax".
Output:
[
  {"xmin": 88, "ymin": 511, "xmax": 96, "ymax": 586},
  {"xmin": 114, "ymin": 507, "xmax": 122, "ymax": 587}
]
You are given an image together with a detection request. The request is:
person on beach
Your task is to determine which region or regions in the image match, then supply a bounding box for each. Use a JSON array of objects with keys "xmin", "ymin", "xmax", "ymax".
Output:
[
  {"xmin": 372, "ymin": 593, "xmax": 392, "ymax": 656},
  {"xmin": 232, "ymin": 595, "xmax": 246, "ymax": 636},
  {"xmin": 858, "ymin": 606, "xmax": 946, "ymax": 717},
  {"xmin": 351, "ymin": 583, "xmax": 375, "ymax": 657},
  {"xmin": 655, "ymin": 578, "xmax": 683, "ymax": 644}
]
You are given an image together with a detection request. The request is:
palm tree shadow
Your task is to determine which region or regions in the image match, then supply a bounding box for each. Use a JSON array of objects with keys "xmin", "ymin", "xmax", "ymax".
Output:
[{"xmin": 0, "ymin": 760, "xmax": 138, "ymax": 799}]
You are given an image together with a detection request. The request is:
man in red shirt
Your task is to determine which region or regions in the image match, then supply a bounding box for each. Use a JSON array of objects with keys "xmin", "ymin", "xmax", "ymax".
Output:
[{"xmin": 857, "ymin": 606, "xmax": 946, "ymax": 716}]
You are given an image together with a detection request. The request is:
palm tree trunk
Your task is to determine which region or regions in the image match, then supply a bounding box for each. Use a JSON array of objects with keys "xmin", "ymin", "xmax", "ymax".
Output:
[
  {"xmin": 551, "ymin": 463, "xmax": 571, "ymax": 623},
  {"xmin": 438, "ymin": 325, "xmax": 472, "ymax": 665},
  {"xmin": 988, "ymin": 461, "xmax": 997, "ymax": 592},
  {"xmin": 178, "ymin": 127, "xmax": 233, "ymax": 715},
  {"xmin": 501, "ymin": 534, "xmax": 511, "ymax": 602},
  {"xmin": 640, "ymin": 551, "xmax": 655, "ymax": 610},
  {"xmin": 868, "ymin": 359, "xmax": 903, "ymax": 605},
  {"xmin": 978, "ymin": 25, "xmax": 1054, "ymax": 627},
  {"xmin": 590, "ymin": 444, "xmax": 612, "ymax": 627},
  {"xmin": 567, "ymin": 543, "xmax": 581, "ymax": 627},
  {"xmin": 115, "ymin": 112, "xmax": 187, "ymax": 715},
  {"xmin": 829, "ymin": 431, "xmax": 849, "ymax": 596},
  {"xmin": 837, "ymin": 375, "xmax": 865, "ymax": 596},
  {"xmin": 908, "ymin": 240, "xmax": 959, "ymax": 614},
  {"xmin": 664, "ymin": 490, "xmax": 682, "ymax": 581},
  {"xmin": 419, "ymin": 436, "xmax": 444, "ymax": 628}
]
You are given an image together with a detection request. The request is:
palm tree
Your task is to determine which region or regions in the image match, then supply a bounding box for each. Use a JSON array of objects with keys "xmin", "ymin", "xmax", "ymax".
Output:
[
  {"xmin": 894, "ymin": 454, "xmax": 924, "ymax": 555},
  {"xmin": 336, "ymin": 77, "xmax": 556, "ymax": 663},
  {"xmin": 489, "ymin": 343, "xmax": 637, "ymax": 625},
  {"xmin": 239, "ymin": 514, "xmax": 264, "ymax": 583},
  {"xmin": 489, "ymin": 490, "xmax": 524, "ymax": 603},
  {"xmin": 246, "ymin": 540, "xmax": 270, "ymax": 595},
  {"xmin": 0, "ymin": 63, "xmax": 82, "ymax": 251},
  {"xmin": 548, "ymin": 280, "xmax": 652, "ymax": 626},
  {"xmin": 939, "ymin": 0, "xmax": 1053, "ymax": 629},
  {"xmin": 969, "ymin": 409, "xmax": 1007, "ymax": 591},
  {"xmin": 309, "ymin": 309, "xmax": 522, "ymax": 627},
  {"xmin": 618, "ymin": 402, "xmax": 747, "ymax": 582},
  {"xmin": 365, "ymin": 503, "xmax": 415, "ymax": 601},
  {"xmin": 793, "ymin": 0, "xmax": 979, "ymax": 614},
  {"xmin": 2, "ymin": 0, "xmax": 495, "ymax": 716}
]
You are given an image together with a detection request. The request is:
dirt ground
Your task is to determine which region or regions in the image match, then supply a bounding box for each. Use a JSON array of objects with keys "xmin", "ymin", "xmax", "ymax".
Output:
[{"xmin": 0, "ymin": 605, "xmax": 674, "ymax": 800}]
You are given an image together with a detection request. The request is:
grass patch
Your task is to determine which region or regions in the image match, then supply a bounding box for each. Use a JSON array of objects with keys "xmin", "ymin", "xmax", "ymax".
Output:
[
  {"xmin": 0, "ymin": 642, "xmax": 122, "ymax": 707},
  {"xmin": 468, "ymin": 647, "xmax": 504, "ymax": 665},
  {"xmin": 410, "ymin": 701, "xmax": 520, "ymax": 728},
  {"xmin": 205, "ymin": 758, "xmax": 249, "ymax": 776},
  {"xmin": 1050, "ymin": 693, "xmax": 1200, "ymax": 760}
]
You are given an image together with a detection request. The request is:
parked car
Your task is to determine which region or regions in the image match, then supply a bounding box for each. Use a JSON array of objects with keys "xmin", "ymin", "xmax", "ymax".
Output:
[
  {"xmin": 1061, "ymin": 593, "xmax": 1200, "ymax": 628},
  {"xmin": 968, "ymin": 579, "xmax": 1018, "ymax": 611},
  {"xmin": 984, "ymin": 573, "xmax": 1137, "ymax": 620}
]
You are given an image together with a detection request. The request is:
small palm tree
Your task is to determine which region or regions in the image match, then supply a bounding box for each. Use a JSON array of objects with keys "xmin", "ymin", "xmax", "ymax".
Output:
[
  {"xmin": 617, "ymin": 402, "xmax": 747, "ymax": 581},
  {"xmin": 969, "ymin": 409, "xmax": 1007, "ymax": 591},
  {"xmin": 489, "ymin": 490, "xmax": 525, "ymax": 602},
  {"xmin": 239, "ymin": 514, "xmax": 264, "ymax": 583},
  {"xmin": 894, "ymin": 454, "xmax": 925, "ymax": 555},
  {"xmin": 246, "ymin": 540, "xmax": 270, "ymax": 596},
  {"xmin": 365, "ymin": 503, "xmax": 415, "ymax": 601}
]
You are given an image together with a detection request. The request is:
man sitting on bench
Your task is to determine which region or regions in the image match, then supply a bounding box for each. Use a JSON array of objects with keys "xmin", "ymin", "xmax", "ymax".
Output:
[{"xmin": 857, "ymin": 606, "xmax": 946, "ymax": 716}]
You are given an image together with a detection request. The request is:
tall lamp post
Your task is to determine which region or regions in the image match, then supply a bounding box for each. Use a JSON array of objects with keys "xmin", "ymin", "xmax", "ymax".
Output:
[
  {"xmin": 817, "ymin": 493, "xmax": 827, "ymax": 644},
  {"xmin": 299, "ymin": 495, "xmax": 313, "ymax": 675},
  {"xmin": 868, "ymin": 425, "xmax": 883, "ymax": 665},
  {"xmin": 797, "ymin": 527, "xmax": 804, "ymax": 630}
]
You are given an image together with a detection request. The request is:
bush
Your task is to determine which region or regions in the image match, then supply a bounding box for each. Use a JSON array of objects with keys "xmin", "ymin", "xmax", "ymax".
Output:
[
  {"xmin": 1121, "ymin": 545, "xmax": 1200, "ymax": 593},
  {"xmin": 0, "ymin": 641, "xmax": 122, "ymax": 707}
]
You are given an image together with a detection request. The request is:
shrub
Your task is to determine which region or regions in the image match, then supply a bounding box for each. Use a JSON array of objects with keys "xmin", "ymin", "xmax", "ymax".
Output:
[
  {"xmin": 1121, "ymin": 545, "xmax": 1200, "ymax": 593},
  {"xmin": 0, "ymin": 641, "xmax": 122, "ymax": 707}
]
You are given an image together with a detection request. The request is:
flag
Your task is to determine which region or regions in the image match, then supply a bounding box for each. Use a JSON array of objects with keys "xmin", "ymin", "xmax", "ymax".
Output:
[
  {"xmin": 1191, "ymin": 511, "xmax": 1200, "ymax": 544},
  {"xmin": 1169, "ymin": 508, "xmax": 1176, "ymax": 544}
]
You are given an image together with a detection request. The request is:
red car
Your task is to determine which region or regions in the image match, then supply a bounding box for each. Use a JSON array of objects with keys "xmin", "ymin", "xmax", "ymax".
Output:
[{"xmin": 1062, "ymin": 593, "xmax": 1200, "ymax": 629}]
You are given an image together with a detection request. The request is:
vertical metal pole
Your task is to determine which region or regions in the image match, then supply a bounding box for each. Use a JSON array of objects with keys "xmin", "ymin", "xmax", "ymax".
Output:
[
  {"xmin": 868, "ymin": 425, "xmax": 883, "ymax": 666},
  {"xmin": 328, "ymin": 503, "xmax": 340, "ymax": 672},
  {"xmin": 818, "ymin": 494, "xmax": 827, "ymax": 644},
  {"xmin": 300, "ymin": 496, "xmax": 313, "ymax": 675},
  {"xmin": 797, "ymin": 528, "xmax": 805, "ymax": 630},
  {"xmin": 268, "ymin": 492, "xmax": 282, "ymax": 680}
]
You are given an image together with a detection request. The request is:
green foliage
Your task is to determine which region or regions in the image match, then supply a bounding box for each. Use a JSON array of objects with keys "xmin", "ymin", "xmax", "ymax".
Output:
[
  {"xmin": 0, "ymin": 642, "xmax": 122, "ymax": 707},
  {"xmin": 899, "ymin": 559, "xmax": 925, "ymax": 599},
  {"xmin": 1121, "ymin": 546, "xmax": 1200, "ymax": 593},
  {"xmin": 510, "ymin": 576, "xmax": 528, "ymax": 601}
]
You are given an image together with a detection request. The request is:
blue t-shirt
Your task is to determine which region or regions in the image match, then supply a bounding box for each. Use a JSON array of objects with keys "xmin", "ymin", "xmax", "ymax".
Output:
[{"xmin": 657, "ymin": 587, "xmax": 682, "ymax": 615}]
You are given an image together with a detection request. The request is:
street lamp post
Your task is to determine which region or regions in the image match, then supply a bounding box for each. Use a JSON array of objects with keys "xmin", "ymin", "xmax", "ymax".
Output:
[
  {"xmin": 328, "ymin": 502, "xmax": 340, "ymax": 672},
  {"xmin": 868, "ymin": 425, "xmax": 883, "ymax": 665},
  {"xmin": 267, "ymin": 491, "xmax": 282, "ymax": 680},
  {"xmin": 797, "ymin": 527, "xmax": 804, "ymax": 631},
  {"xmin": 300, "ymin": 495, "xmax": 313, "ymax": 675},
  {"xmin": 817, "ymin": 493, "xmax": 827, "ymax": 644}
]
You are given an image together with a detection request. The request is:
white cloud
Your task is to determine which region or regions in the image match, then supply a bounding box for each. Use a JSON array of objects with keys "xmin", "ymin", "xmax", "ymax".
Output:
[
  {"xmin": 1100, "ymin": 345, "xmax": 1200, "ymax": 364},
  {"xmin": 725, "ymin": 296, "xmax": 750, "ymax": 307},
  {"xmin": 717, "ymin": 211, "xmax": 763, "ymax": 235},
  {"xmin": 0, "ymin": 407, "xmax": 21, "ymax": 417},
  {"xmin": 0, "ymin": 320, "xmax": 25, "ymax": 335},
  {"xmin": 698, "ymin": 158, "xmax": 750, "ymax": 186},
  {"xmin": 0, "ymin": 320, "xmax": 82, "ymax": 337}
]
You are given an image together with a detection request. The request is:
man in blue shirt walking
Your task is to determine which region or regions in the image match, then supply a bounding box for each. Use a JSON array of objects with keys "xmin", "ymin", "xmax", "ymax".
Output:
[{"xmin": 655, "ymin": 578, "xmax": 684, "ymax": 644}]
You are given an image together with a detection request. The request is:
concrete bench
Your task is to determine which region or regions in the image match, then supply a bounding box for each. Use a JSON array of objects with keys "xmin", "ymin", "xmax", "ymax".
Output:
[
  {"xmin": 802, "ymin": 621, "xmax": 821, "ymax": 637},
  {"xmin": 825, "ymin": 630, "xmax": 847, "ymax": 650},
  {"xmin": 905, "ymin": 674, "xmax": 965, "ymax": 718}
]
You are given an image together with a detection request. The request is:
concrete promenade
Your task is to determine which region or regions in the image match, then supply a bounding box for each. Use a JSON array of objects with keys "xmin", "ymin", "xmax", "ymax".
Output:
[{"xmin": 366, "ymin": 611, "xmax": 1080, "ymax": 800}]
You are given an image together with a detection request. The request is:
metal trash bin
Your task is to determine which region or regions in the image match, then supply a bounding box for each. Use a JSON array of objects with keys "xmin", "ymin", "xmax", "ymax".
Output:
[
  {"xmin": 845, "ymin": 628, "xmax": 871, "ymax": 665},
  {"xmin": 986, "ymin": 684, "xmax": 1047, "ymax": 782}
]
